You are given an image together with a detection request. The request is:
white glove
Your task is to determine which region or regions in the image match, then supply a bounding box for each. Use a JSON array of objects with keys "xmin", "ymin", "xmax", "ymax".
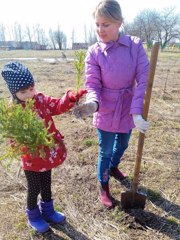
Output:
[
  {"xmin": 73, "ymin": 101, "xmax": 98, "ymax": 118},
  {"xmin": 132, "ymin": 114, "xmax": 150, "ymax": 133}
]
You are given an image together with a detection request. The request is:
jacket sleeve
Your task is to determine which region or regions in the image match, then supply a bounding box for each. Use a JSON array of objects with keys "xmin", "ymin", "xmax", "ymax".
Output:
[
  {"xmin": 44, "ymin": 91, "xmax": 75, "ymax": 116},
  {"xmin": 130, "ymin": 39, "xmax": 149, "ymax": 115},
  {"xmin": 85, "ymin": 47, "xmax": 102, "ymax": 103}
]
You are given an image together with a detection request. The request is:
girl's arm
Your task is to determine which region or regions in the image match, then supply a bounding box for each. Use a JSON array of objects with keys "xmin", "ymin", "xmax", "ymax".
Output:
[{"xmin": 43, "ymin": 90, "xmax": 87, "ymax": 116}]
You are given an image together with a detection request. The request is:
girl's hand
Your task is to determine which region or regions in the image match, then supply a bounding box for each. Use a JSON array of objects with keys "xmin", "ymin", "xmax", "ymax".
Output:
[
  {"xmin": 73, "ymin": 101, "xmax": 98, "ymax": 118},
  {"xmin": 68, "ymin": 89, "xmax": 88, "ymax": 102},
  {"xmin": 132, "ymin": 114, "xmax": 150, "ymax": 133}
]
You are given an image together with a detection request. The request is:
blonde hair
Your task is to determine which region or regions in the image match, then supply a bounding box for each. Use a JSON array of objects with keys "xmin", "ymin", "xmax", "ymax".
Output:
[{"xmin": 93, "ymin": 0, "xmax": 123, "ymax": 22}]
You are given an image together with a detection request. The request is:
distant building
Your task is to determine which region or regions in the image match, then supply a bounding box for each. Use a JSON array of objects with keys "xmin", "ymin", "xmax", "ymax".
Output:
[
  {"xmin": 72, "ymin": 42, "xmax": 88, "ymax": 50},
  {"xmin": 0, "ymin": 41, "xmax": 47, "ymax": 50}
]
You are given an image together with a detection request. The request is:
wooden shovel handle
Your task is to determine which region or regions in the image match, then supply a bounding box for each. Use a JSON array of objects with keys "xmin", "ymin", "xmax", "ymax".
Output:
[{"xmin": 132, "ymin": 42, "xmax": 160, "ymax": 193}]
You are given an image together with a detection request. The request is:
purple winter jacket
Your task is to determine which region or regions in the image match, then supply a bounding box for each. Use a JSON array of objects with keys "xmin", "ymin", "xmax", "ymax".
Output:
[{"xmin": 85, "ymin": 34, "xmax": 149, "ymax": 133}]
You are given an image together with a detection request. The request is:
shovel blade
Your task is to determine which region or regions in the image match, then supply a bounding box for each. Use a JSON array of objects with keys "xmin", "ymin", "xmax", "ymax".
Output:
[{"xmin": 121, "ymin": 191, "xmax": 147, "ymax": 210}]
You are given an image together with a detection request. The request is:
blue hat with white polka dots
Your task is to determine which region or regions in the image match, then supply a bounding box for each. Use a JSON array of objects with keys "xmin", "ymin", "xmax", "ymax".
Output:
[{"xmin": 1, "ymin": 61, "xmax": 34, "ymax": 95}]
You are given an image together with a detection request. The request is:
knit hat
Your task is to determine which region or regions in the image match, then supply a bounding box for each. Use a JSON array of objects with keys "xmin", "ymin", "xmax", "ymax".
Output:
[{"xmin": 1, "ymin": 61, "xmax": 34, "ymax": 95}]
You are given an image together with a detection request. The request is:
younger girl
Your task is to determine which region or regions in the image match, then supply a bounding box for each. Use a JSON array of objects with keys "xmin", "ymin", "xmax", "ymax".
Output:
[{"xmin": 1, "ymin": 61, "xmax": 86, "ymax": 233}]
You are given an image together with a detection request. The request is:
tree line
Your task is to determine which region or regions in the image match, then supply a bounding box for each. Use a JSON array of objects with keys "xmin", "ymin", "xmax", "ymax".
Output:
[
  {"xmin": 0, "ymin": 7, "xmax": 179, "ymax": 50},
  {"xmin": 0, "ymin": 22, "xmax": 97, "ymax": 50}
]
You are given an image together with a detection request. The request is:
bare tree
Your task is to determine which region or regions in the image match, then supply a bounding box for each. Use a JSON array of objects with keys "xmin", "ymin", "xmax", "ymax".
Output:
[
  {"xmin": 87, "ymin": 25, "xmax": 97, "ymax": 46},
  {"xmin": 125, "ymin": 9, "xmax": 159, "ymax": 47},
  {"xmin": 124, "ymin": 22, "xmax": 139, "ymax": 38},
  {"xmin": 155, "ymin": 7, "xmax": 180, "ymax": 49},
  {"xmin": 26, "ymin": 25, "xmax": 33, "ymax": 48},
  {"xmin": 54, "ymin": 24, "xmax": 67, "ymax": 50},
  {"xmin": 33, "ymin": 24, "xmax": 48, "ymax": 49},
  {"xmin": 49, "ymin": 28, "xmax": 57, "ymax": 50},
  {"xmin": 71, "ymin": 27, "xmax": 75, "ymax": 46},
  {"xmin": 0, "ymin": 23, "xmax": 6, "ymax": 41},
  {"xmin": 13, "ymin": 22, "xmax": 24, "ymax": 48},
  {"xmin": 6, "ymin": 25, "xmax": 14, "ymax": 41},
  {"xmin": 124, "ymin": 7, "xmax": 179, "ymax": 50},
  {"xmin": 84, "ymin": 24, "xmax": 87, "ymax": 43}
]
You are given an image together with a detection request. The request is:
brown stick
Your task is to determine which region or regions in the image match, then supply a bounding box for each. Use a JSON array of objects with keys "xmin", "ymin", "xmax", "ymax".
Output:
[{"xmin": 132, "ymin": 42, "xmax": 160, "ymax": 194}]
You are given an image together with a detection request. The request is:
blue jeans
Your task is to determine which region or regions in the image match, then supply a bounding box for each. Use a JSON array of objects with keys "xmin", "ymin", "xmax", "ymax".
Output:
[{"xmin": 97, "ymin": 129, "xmax": 131, "ymax": 184}]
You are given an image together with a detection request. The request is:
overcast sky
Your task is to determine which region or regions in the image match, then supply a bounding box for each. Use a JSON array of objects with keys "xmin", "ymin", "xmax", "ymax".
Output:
[{"xmin": 0, "ymin": 0, "xmax": 179, "ymax": 41}]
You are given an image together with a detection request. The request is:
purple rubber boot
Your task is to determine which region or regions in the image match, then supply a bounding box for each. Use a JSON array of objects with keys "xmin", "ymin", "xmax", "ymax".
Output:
[
  {"xmin": 40, "ymin": 199, "xmax": 66, "ymax": 224},
  {"xmin": 26, "ymin": 207, "xmax": 49, "ymax": 233}
]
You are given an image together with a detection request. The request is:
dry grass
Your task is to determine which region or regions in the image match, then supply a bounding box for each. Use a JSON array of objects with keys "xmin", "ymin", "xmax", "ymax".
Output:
[{"xmin": 0, "ymin": 50, "xmax": 179, "ymax": 240}]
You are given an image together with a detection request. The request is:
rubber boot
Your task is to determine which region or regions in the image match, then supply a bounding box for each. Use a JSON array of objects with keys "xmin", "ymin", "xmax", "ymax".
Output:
[
  {"xmin": 99, "ymin": 183, "xmax": 113, "ymax": 208},
  {"xmin": 110, "ymin": 167, "xmax": 127, "ymax": 181},
  {"xmin": 40, "ymin": 199, "xmax": 66, "ymax": 224},
  {"xmin": 26, "ymin": 207, "xmax": 49, "ymax": 233}
]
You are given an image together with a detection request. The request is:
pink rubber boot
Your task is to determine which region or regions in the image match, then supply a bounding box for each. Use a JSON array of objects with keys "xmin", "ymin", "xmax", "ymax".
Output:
[
  {"xmin": 110, "ymin": 167, "xmax": 127, "ymax": 181},
  {"xmin": 99, "ymin": 183, "xmax": 113, "ymax": 208}
]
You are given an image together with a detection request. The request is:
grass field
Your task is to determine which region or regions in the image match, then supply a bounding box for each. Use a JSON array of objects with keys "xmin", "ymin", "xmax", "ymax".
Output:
[{"xmin": 0, "ymin": 49, "xmax": 179, "ymax": 240}]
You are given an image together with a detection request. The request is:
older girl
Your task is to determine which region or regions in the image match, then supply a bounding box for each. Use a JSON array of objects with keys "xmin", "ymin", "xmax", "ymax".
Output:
[{"xmin": 74, "ymin": 0, "xmax": 149, "ymax": 208}]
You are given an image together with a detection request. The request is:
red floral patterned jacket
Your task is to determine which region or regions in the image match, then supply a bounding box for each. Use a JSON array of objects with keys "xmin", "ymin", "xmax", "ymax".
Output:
[{"xmin": 21, "ymin": 91, "xmax": 75, "ymax": 172}]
